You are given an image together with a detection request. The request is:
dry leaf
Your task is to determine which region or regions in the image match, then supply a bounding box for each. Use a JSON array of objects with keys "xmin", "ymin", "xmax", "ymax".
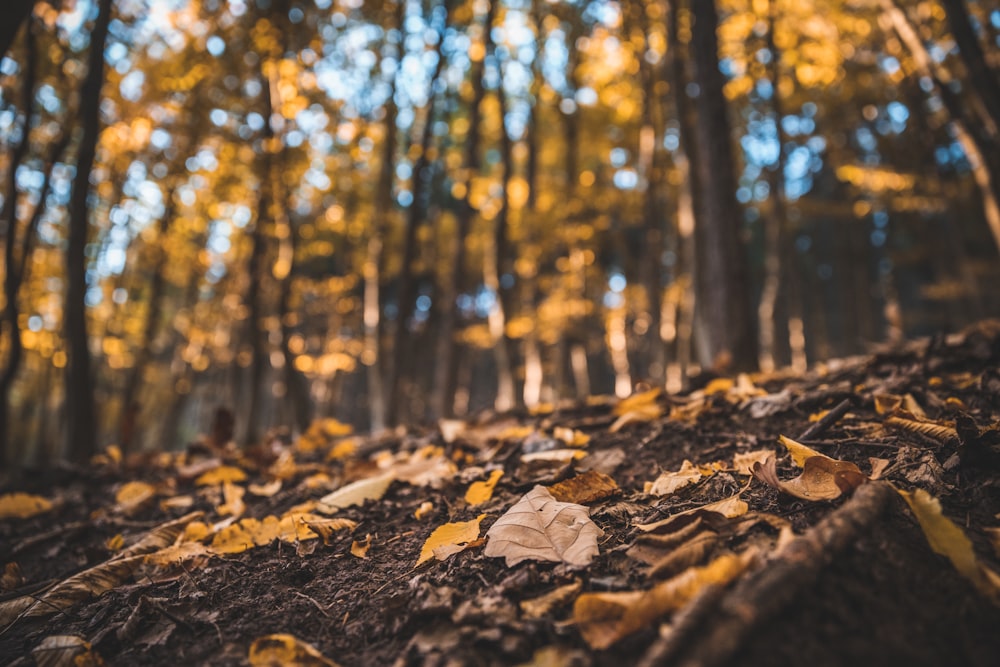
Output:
[
  {"xmin": 610, "ymin": 388, "xmax": 663, "ymax": 431},
  {"xmin": 351, "ymin": 534, "xmax": 372, "ymax": 558},
  {"xmin": 547, "ymin": 470, "xmax": 619, "ymax": 505},
  {"xmin": 249, "ymin": 480, "xmax": 283, "ymax": 497},
  {"xmin": 414, "ymin": 501, "xmax": 434, "ymax": 520},
  {"xmin": 733, "ymin": 450, "xmax": 775, "ymax": 476},
  {"xmin": 521, "ymin": 449, "xmax": 587, "ymax": 464},
  {"xmin": 519, "ymin": 580, "xmax": 582, "ymax": 619},
  {"xmin": 145, "ymin": 542, "xmax": 213, "ymax": 568},
  {"xmin": 648, "ymin": 531, "xmax": 720, "ymax": 579},
  {"xmin": 32, "ymin": 635, "xmax": 99, "ymax": 667},
  {"xmin": 388, "ymin": 446, "xmax": 457, "ymax": 488},
  {"xmin": 2, "ymin": 563, "xmax": 23, "ymax": 591},
  {"xmin": 635, "ymin": 493, "xmax": 748, "ymax": 532},
  {"xmin": 438, "ymin": 419, "xmax": 466, "ymax": 444},
  {"xmin": 778, "ymin": 435, "xmax": 822, "ymax": 467},
  {"xmin": 106, "ymin": 534, "xmax": 124, "ymax": 552},
  {"xmin": 115, "ymin": 511, "xmax": 205, "ymax": 561},
  {"xmin": 115, "ymin": 481, "xmax": 156, "ymax": 514},
  {"xmin": 898, "ymin": 488, "xmax": 1000, "ymax": 601},
  {"xmin": 752, "ymin": 455, "xmax": 866, "ymax": 501},
  {"xmin": 869, "ymin": 457, "xmax": 890, "ymax": 480},
  {"xmin": 484, "ymin": 486, "xmax": 604, "ymax": 567},
  {"xmin": 0, "ymin": 492, "xmax": 53, "ymax": 519},
  {"xmin": 574, "ymin": 551, "xmax": 755, "ymax": 649},
  {"xmin": 645, "ymin": 460, "xmax": 704, "ymax": 496},
  {"xmin": 886, "ymin": 416, "xmax": 958, "ymax": 443},
  {"xmin": 305, "ymin": 517, "xmax": 358, "ymax": 545},
  {"xmin": 418, "ymin": 514, "xmax": 486, "ymax": 566},
  {"xmin": 316, "ymin": 471, "xmax": 394, "ymax": 513},
  {"xmin": 465, "ymin": 470, "xmax": 504, "ymax": 506},
  {"xmin": 160, "ymin": 495, "xmax": 194, "ymax": 511},
  {"xmin": 248, "ymin": 633, "xmax": 340, "ymax": 667},
  {"xmin": 554, "ymin": 427, "xmax": 590, "ymax": 447},
  {"xmin": 195, "ymin": 465, "xmax": 247, "ymax": 486},
  {"xmin": 217, "ymin": 482, "xmax": 246, "ymax": 517}
]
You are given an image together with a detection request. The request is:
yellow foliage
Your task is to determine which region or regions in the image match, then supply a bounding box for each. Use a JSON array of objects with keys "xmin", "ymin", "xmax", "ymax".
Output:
[{"xmin": 0, "ymin": 493, "xmax": 53, "ymax": 520}]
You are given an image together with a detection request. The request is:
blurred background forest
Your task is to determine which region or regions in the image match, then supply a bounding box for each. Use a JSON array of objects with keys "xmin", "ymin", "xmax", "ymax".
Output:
[{"xmin": 1, "ymin": 0, "xmax": 999, "ymax": 467}]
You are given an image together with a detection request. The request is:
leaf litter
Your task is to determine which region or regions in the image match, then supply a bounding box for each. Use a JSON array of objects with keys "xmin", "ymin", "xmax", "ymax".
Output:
[{"xmin": 2, "ymin": 322, "xmax": 1000, "ymax": 665}]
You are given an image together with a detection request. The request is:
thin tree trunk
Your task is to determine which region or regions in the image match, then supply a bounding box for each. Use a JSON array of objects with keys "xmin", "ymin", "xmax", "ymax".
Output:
[
  {"xmin": 435, "ymin": 0, "xmax": 496, "ymax": 419},
  {"xmin": 387, "ymin": 1, "xmax": 450, "ymax": 425},
  {"xmin": 0, "ymin": 0, "xmax": 36, "ymax": 61},
  {"xmin": 0, "ymin": 21, "xmax": 36, "ymax": 464},
  {"xmin": 365, "ymin": 0, "xmax": 404, "ymax": 432},
  {"xmin": 688, "ymin": 0, "xmax": 757, "ymax": 371},
  {"xmin": 65, "ymin": 0, "xmax": 113, "ymax": 462}
]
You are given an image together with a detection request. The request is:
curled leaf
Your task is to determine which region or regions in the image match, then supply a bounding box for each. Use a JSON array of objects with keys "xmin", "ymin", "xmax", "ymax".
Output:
[
  {"xmin": 752, "ymin": 455, "xmax": 866, "ymax": 501},
  {"xmin": 316, "ymin": 471, "xmax": 394, "ymax": 513},
  {"xmin": 778, "ymin": 435, "xmax": 822, "ymax": 467},
  {"xmin": 645, "ymin": 460, "xmax": 705, "ymax": 496}
]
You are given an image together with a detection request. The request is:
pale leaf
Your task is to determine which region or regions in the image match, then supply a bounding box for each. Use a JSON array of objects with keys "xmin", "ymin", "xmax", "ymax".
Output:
[
  {"xmin": 316, "ymin": 471, "xmax": 395, "ymax": 513},
  {"xmin": 778, "ymin": 435, "xmax": 822, "ymax": 467},
  {"xmin": 484, "ymin": 486, "xmax": 604, "ymax": 567},
  {"xmin": 732, "ymin": 450, "xmax": 775, "ymax": 476},
  {"xmin": 645, "ymin": 460, "xmax": 704, "ymax": 496}
]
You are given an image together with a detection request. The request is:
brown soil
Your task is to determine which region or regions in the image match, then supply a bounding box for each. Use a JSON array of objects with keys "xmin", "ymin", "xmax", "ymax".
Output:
[{"xmin": 3, "ymin": 321, "xmax": 1000, "ymax": 666}]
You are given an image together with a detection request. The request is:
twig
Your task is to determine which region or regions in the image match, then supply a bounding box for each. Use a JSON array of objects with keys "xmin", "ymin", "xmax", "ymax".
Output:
[
  {"xmin": 293, "ymin": 591, "xmax": 334, "ymax": 618},
  {"xmin": 797, "ymin": 398, "xmax": 854, "ymax": 441}
]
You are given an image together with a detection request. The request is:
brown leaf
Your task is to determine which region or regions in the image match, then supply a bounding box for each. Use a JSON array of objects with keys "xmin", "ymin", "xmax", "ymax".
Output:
[
  {"xmin": 547, "ymin": 470, "xmax": 620, "ymax": 505},
  {"xmin": 574, "ymin": 551, "xmax": 755, "ymax": 649},
  {"xmin": 886, "ymin": 416, "xmax": 958, "ymax": 443},
  {"xmin": 248, "ymin": 633, "xmax": 340, "ymax": 667},
  {"xmin": 484, "ymin": 486, "xmax": 604, "ymax": 567},
  {"xmin": 519, "ymin": 580, "xmax": 583, "ymax": 619},
  {"xmin": 645, "ymin": 460, "xmax": 704, "ymax": 496},
  {"xmin": 752, "ymin": 455, "xmax": 866, "ymax": 501},
  {"xmin": 32, "ymin": 635, "xmax": 99, "ymax": 667}
]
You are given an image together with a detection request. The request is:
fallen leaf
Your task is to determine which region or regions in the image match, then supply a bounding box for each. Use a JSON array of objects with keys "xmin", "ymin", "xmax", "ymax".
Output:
[
  {"xmin": 248, "ymin": 633, "xmax": 340, "ymax": 667},
  {"xmin": 635, "ymin": 493, "xmax": 748, "ymax": 532},
  {"xmin": 466, "ymin": 469, "xmax": 504, "ymax": 506},
  {"xmin": 869, "ymin": 457, "xmax": 890, "ymax": 480},
  {"xmin": 610, "ymin": 388, "xmax": 663, "ymax": 431},
  {"xmin": 326, "ymin": 438, "xmax": 357, "ymax": 461},
  {"xmin": 249, "ymin": 480, "xmax": 283, "ymax": 497},
  {"xmin": 316, "ymin": 471, "xmax": 395, "ymax": 513},
  {"xmin": 418, "ymin": 514, "xmax": 486, "ymax": 566},
  {"xmin": 159, "ymin": 495, "xmax": 194, "ymax": 511},
  {"xmin": 519, "ymin": 580, "xmax": 582, "ymax": 619},
  {"xmin": 484, "ymin": 486, "xmax": 604, "ymax": 567},
  {"xmin": 778, "ymin": 435, "xmax": 822, "ymax": 467},
  {"xmin": 1, "ymin": 563, "xmax": 23, "ymax": 591},
  {"xmin": 217, "ymin": 482, "xmax": 246, "ymax": 517},
  {"xmin": 0, "ymin": 492, "xmax": 53, "ymax": 519},
  {"xmin": 898, "ymin": 488, "xmax": 1000, "ymax": 601},
  {"xmin": 554, "ymin": 427, "xmax": 590, "ymax": 447},
  {"xmin": 195, "ymin": 465, "xmax": 247, "ymax": 486},
  {"xmin": 116, "ymin": 512, "xmax": 206, "ymax": 560},
  {"xmin": 732, "ymin": 449, "xmax": 775, "ymax": 476},
  {"xmin": 438, "ymin": 419, "xmax": 466, "ymax": 444},
  {"xmin": 703, "ymin": 377, "xmax": 734, "ymax": 395},
  {"xmin": 115, "ymin": 481, "xmax": 156, "ymax": 514},
  {"xmin": 387, "ymin": 446, "xmax": 457, "ymax": 488},
  {"xmin": 106, "ymin": 534, "xmax": 124, "ymax": 552},
  {"xmin": 414, "ymin": 501, "xmax": 434, "ymax": 520},
  {"xmin": 32, "ymin": 635, "xmax": 99, "ymax": 667},
  {"xmin": 304, "ymin": 517, "xmax": 357, "ymax": 545},
  {"xmin": 144, "ymin": 542, "xmax": 213, "ymax": 568},
  {"xmin": 886, "ymin": 416, "xmax": 958, "ymax": 443},
  {"xmin": 521, "ymin": 449, "xmax": 588, "ymax": 463},
  {"xmin": 645, "ymin": 460, "xmax": 704, "ymax": 496},
  {"xmin": 351, "ymin": 534, "xmax": 371, "ymax": 558},
  {"xmin": 547, "ymin": 470, "xmax": 620, "ymax": 505},
  {"xmin": 573, "ymin": 550, "xmax": 755, "ymax": 649},
  {"xmin": 752, "ymin": 455, "xmax": 866, "ymax": 501}
]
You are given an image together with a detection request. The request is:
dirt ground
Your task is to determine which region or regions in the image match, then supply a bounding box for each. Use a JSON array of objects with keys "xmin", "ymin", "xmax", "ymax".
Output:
[{"xmin": 3, "ymin": 321, "xmax": 1000, "ymax": 666}]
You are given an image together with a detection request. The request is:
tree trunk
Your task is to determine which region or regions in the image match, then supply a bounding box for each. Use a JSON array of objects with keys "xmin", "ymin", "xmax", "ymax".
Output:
[
  {"xmin": 940, "ymin": 0, "xmax": 1000, "ymax": 138},
  {"xmin": 65, "ymin": 0, "xmax": 113, "ymax": 462},
  {"xmin": 688, "ymin": 0, "xmax": 758, "ymax": 372},
  {"xmin": 365, "ymin": 0, "xmax": 404, "ymax": 432},
  {"xmin": 0, "ymin": 0, "xmax": 35, "ymax": 61},
  {"xmin": 0, "ymin": 20, "xmax": 36, "ymax": 465},
  {"xmin": 387, "ymin": 1, "xmax": 450, "ymax": 425}
]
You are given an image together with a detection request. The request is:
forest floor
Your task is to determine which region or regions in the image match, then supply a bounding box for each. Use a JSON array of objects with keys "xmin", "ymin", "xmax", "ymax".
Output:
[{"xmin": 3, "ymin": 323, "xmax": 1000, "ymax": 667}]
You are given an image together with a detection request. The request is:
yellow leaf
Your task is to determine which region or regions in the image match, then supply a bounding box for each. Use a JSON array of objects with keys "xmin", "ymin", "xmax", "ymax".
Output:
[
  {"xmin": 418, "ymin": 514, "xmax": 486, "ymax": 566},
  {"xmin": 574, "ymin": 551, "xmax": 756, "ymax": 649},
  {"xmin": 0, "ymin": 493, "xmax": 53, "ymax": 519},
  {"xmin": 898, "ymin": 488, "xmax": 1000, "ymax": 601},
  {"xmin": 613, "ymin": 388, "xmax": 661, "ymax": 416},
  {"xmin": 732, "ymin": 450, "xmax": 775, "ymax": 476},
  {"xmin": 303, "ymin": 517, "xmax": 357, "ymax": 545},
  {"xmin": 703, "ymin": 377, "xmax": 734, "ymax": 395},
  {"xmin": 497, "ymin": 425, "xmax": 535, "ymax": 440},
  {"xmin": 326, "ymin": 438, "xmax": 358, "ymax": 461},
  {"xmin": 145, "ymin": 542, "xmax": 212, "ymax": 568},
  {"xmin": 547, "ymin": 470, "xmax": 620, "ymax": 505},
  {"xmin": 115, "ymin": 481, "xmax": 157, "ymax": 514},
  {"xmin": 553, "ymin": 427, "xmax": 590, "ymax": 447},
  {"xmin": 778, "ymin": 435, "xmax": 822, "ymax": 467},
  {"xmin": 635, "ymin": 492, "xmax": 748, "ymax": 532},
  {"xmin": 106, "ymin": 534, "xmax": 124, "ymax": 552},
  {"xmin": 414, "ymin": 501, "xmax": 434, "ymax": 520},
  {"xmin": 195, "ymin": 465, "xmax": 247, "ymax": 486},
  {"xmin": 520, "ymin": 580, "xmax": 583, "ymax": 619},
  {"xmin": 465, "ymin": 470, "xmax": 504, "ymax": 506},
  {"xmin": 521, "ymin": 449, "xmax": 587, "ymax": 463},
  {"xmin": 248, "ymin": 633, "xmax": 340, "ymax": 667},
  {"xmin": 351, "ymin": 534, "xmax": 371, "ymax": 558},
  {"xmin": 316, "ymin": 471, "xmax": 395, "ymax": 513}
]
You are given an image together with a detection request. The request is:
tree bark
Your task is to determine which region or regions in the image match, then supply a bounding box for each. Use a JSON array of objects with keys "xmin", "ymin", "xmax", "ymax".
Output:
[
  {"xmin": 387, "ymin": 0, "xmax": 450, "ymax": 425},
  {"xmin": 688, "ymin": 0, "xmax": 757, "ymax": 372},
  {"xmin": 0, "ymin": 20, "xmax": 36, "ymax": 464},
  {"xmin": 65, "ymin": 0, "xmax": 113, "ymax": 462},
  {"xmin": 0, "ymin": 0, "xmax": 36, "ymax": 61},
  {"xmin": 940, "ymin": 0, "xmax": 1000, "ymax": 138}
]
